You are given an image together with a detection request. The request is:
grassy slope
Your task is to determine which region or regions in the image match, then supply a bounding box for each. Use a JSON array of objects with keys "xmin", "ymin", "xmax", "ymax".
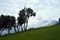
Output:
[{"xmin": 0, "ymin": 24, "xmax": 60, "ymax": 40}]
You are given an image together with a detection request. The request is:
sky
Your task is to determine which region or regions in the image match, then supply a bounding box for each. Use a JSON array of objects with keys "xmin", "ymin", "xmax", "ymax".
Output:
[{"xmin": 0, "ymin": 0, "xmax": 60, "ymax": 28}]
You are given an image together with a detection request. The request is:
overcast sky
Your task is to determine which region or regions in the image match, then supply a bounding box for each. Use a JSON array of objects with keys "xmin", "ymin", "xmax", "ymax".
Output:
[{"xmin": 0, "ymin": 0, "xmax": 60, "ymax": 27}]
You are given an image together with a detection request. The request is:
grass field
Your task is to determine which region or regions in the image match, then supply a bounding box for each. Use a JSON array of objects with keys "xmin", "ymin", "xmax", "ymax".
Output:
[{"xmin": 0, "ymin": 24, "xmax": 60, "ymax": 40}]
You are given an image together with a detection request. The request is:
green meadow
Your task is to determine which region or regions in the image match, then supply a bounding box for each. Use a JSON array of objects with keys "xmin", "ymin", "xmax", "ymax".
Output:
[{"xmin": 0, "ymin": 24, "xmax": 60, "ymax": 40}]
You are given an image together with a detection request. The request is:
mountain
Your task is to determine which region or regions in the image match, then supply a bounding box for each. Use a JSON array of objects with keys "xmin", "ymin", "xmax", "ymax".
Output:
[{"xmin": 43, "ymin": 20, "xmax": 59, "ymax": 26}]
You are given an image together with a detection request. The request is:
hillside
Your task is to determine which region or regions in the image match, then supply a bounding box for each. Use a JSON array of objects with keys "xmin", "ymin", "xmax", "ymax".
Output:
[{"xmin": 0, "ymin": 24, "xmax": 60, "ymax": 40}]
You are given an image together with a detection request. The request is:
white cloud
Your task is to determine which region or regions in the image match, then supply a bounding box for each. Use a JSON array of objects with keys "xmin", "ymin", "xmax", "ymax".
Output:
[{"xmin": 0, "ymin": 0, "xmax": 60, "ymax": 27}]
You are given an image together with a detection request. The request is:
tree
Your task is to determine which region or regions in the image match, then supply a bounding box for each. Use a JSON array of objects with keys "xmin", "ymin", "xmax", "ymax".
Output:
[
  {"xmin": 0, "ymin": 15, "xmax": 16, "ymax": 35},
  {"xmin": 59, "ymin": 18, "xmax": 60, "ymax": 23},
  {"xmin": 18, "ymin": 7, "xmax": 36, "ymax": 31},
  {"xmin": 10, "ymin": 16, "xmax": 16, "ymax": 32},
  {"xmin": 59, "ymin": 18, "xmax": 60, "ymax": 22}
]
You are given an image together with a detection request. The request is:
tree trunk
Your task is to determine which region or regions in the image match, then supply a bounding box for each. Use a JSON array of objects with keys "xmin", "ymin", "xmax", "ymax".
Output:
[
  {"xmin": 17, "ymin": 25, "xmax": 19, "ymax": 32},
  {"xmin": 24, "ymin": 23, "xmax": 26, "ymax": 31},
  {"xmin": 14, "ymin": 24, "xmax": 16, "ymax": 32},
  {"xmin": 25, "ymin": 21, "xmax": 28, "ymax": 31},
  {"xmin": 8, "ymin": 29, "xmax": 10, "ymax": 34},
  {"xmin": 21, "ymin": 25, "xmax": 23, "ymax": 31},
  {"xmin": 8, "ymin": 25, "xmax": 11, "ymax": 34},
  {"xmin": 0, "ymin": 28, "xmax": 4, "ymax": 36}
]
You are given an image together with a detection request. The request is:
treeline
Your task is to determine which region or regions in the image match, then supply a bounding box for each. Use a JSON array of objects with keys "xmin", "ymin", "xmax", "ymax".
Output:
[{"xmin": 0, "ymin": 7, "xmax": 36, "ymax": 36}]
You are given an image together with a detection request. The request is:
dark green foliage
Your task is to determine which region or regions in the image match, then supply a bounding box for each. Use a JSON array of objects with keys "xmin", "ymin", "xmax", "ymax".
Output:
[{"xmin": 0, "ymin": 15, "xmax": 16, "ymax": 34}]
